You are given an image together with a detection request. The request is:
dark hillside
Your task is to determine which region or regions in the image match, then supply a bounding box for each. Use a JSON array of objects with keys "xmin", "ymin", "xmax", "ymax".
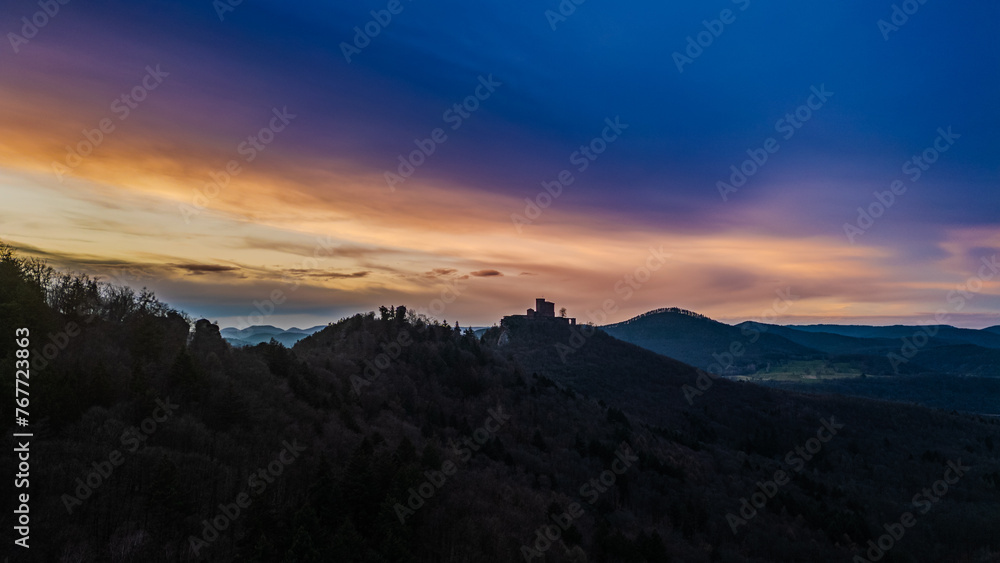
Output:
[
  {"xmin": 2, "ymin": 246, "xmax": 999, "ymax": 562},
  {"xmin": 736, "ymin": 323, "xmax": 900, "ymax": 356},
  {"xmin": 788, "ymin": 324, "xmax": 1000, "ymax": 349},
  {"xmin": 600, "ymin": 309, "xmax": 821, "ymax": 374},
  {"xmin": 495, "ymin": 319, "xmax": 1000, "ymax": 562}
]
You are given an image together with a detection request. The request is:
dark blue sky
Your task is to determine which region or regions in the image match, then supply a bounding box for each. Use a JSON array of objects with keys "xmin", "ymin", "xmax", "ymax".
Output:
[{"xmin": 253, "ymin": 0, "xmax": 999, "ymax": 231}]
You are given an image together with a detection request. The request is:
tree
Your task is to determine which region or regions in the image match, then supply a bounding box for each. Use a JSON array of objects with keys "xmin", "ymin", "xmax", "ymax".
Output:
[{"xmin": 331, "ymin": 518, "xmax": 367, "ymax": 561}]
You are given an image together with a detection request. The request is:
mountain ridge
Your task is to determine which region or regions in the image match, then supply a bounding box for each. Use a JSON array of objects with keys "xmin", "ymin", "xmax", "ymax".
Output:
[{"xmin": 221, "ymin": 324, "xmax": 326, "ymax": 347}]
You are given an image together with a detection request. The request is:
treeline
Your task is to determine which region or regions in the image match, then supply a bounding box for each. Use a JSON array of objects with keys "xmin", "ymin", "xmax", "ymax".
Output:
[{"xmin": 0, "ymin": 245, "xmax": 687, "ymax": 561}]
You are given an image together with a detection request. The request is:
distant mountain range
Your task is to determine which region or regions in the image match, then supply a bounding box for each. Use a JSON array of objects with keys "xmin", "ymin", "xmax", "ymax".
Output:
[
  {"xmin": 220, "ymin": 324, "xmax": 326, "ymax": 347},
  {"xmin": 601, "ymin": 308, "xmax": 1000, "ymax": 378},
  {"xmin": 226, "ymin": 313, "xmax": 1000, "ymax": 379},
  {"xmin": 785, "ymin": 323, "xmax": 1000, "ymax": 349}
]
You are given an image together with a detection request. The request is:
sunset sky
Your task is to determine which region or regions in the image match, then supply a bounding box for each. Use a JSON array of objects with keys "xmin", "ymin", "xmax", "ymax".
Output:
[{"xmin": 1, "ymin": 0, "xmax": 998, "ymax": 328}]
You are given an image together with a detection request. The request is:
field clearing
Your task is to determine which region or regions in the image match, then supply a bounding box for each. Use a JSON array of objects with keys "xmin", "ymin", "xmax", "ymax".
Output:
[{"xmin": 740, "ymin": 359, "xmax": 865, "ymax": 382}]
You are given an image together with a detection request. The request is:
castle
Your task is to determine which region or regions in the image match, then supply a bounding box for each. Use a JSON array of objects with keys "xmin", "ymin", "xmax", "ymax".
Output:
[{"xmin": 501, "ymin": 298, "xmax": 575, "ymax": 326}]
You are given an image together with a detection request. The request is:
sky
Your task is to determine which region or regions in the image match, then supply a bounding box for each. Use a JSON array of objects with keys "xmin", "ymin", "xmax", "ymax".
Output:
[{"xmin": 1, "ymin": 0, "xmax": 998, "ymax": 329}]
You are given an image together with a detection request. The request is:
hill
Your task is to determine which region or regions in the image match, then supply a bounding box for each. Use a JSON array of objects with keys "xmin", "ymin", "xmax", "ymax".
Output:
[
  {"xmin": 602, "ymin": 308, "xmax": 1000, "ymax": 379},
  {"xmin": 598, "ymin": 309, "xmax": 1000, "ymax": 413},
  {"xmin": 600, "ymin": 308, "xmax": 822, "ymax": 374}
]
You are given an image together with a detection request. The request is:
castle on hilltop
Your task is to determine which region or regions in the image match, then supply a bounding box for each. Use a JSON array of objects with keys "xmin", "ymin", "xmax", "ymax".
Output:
[{"xmin": 501, "ymin": 298, "xmax": 575, "ymax": 327}]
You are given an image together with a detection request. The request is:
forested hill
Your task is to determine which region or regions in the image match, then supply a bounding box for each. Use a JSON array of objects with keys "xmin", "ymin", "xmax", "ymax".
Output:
[
  {"xmin": 2, "ymin": 245, "xmax": 1000, "ymax": 562},
  {"xmin": 599, "ymin": 309, "xmax": 826, "ymax": 374},
  {"xmin": 602, "ymin": 308, "xmax": 1000, "ymax": 379}
]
